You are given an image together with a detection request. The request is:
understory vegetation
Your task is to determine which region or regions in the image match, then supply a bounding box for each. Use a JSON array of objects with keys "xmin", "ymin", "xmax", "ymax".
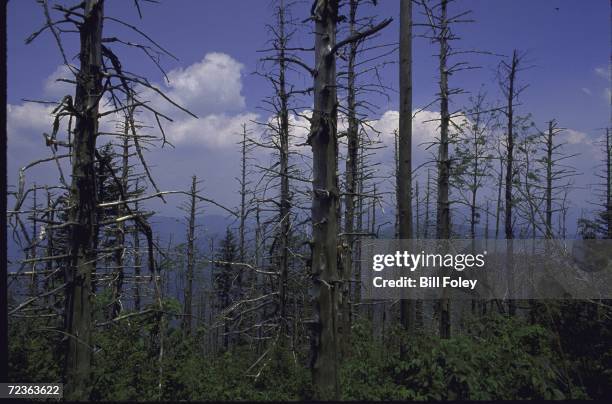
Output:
[{"xmin": 9, "ymin": 300, "xmax": 611, "ymax": 401}]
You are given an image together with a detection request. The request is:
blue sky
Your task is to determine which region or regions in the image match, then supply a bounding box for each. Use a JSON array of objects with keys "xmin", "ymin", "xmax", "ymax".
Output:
[
  {"xmin": 9, "ymin": 0, "xmax": 609, "ymax": 128},
  {"xmin": 6, "ymin": 0, "xmax": 611, "ymax": 233}
]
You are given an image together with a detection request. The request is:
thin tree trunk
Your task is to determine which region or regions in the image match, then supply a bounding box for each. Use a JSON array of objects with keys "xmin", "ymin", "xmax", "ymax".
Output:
[
  {"xmin": 606, "ymin": 128, "xmax": 611, "ymax": 239},
  {"xmin": 425, "ymin": 169, "xmax": 431, "ymax": 238},
  {"xmin": 111, "ymin": 124, "xmax": 130, "ymax": 319},
  {"xmin": 495, "ymin": 157, "xmax": 503, "ymax": 239},
  {"xmin": 545, "ymin": 120, "xmax": 555, "ymax": 239},
  {"xmin": 64, "ymin": 0, "xmax": 104, "ymax": 399},
  {"xmin": 436, "ymin": 0, "xmax": 451, "ymax": 339},
  {"xmin": 505, "ymin": 50, "xmax": 518, "ymax": 316},
  {"xmin": 399, "ymin": 0, "xmax": 415, "ymax": 354},
  {"xmin": 133, "ymin": 197, "xmax": 141, "ymax": 311},
  {"xmin": 276, "ymin": 3, "xmax": 291, "ymax": 341},
  {"xmin": 415, "ymin": 181, "xmax": 420, "ymax": 237},
  {"xmin": 29, "ymin": 185, "xmax": 38, "ymax": 295},
  {"xmin": 341, "ymin": 0, "xmax": 359, "ymax": 354},
  {"xmin": 182, "ymin": 175, "xmax": 197, "ymax": 335}
]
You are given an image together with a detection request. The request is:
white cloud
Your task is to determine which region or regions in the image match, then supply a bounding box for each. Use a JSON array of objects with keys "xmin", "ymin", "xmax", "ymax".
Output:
[
  {"xmin": 7, "ymin": 103, "xmax": 56, "ymax": 148},
  {"xmin": 595, "ymin": 66, "xmax": 610, "ymax": 81},
  {"xmin": 157, "ymin": 52, "xmax": 246, "ymax": 117},
  {"xmin": 370, "ymin": 109, "xmax": 444, "ymax": 148},
  {"xmin": 43, "ymin": 65, "xmax": 75, "ymax": 98},
  {"xmin": 561, "ymin": 128, "xmax": 591, "ymax": 146},
  {"xmin": 127, "ymin": 52, "xmax": 257, "ymax": 149},
  {"xmin": 167, "ymin": 112, "xmax": 259, "ymax": 148},
  {"xmin": 604, "ymin": 88, "xmax": 611, "ymax": 103}
]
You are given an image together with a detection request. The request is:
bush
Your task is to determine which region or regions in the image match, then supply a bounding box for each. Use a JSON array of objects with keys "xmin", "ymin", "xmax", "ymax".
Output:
[{"xmin": 341, "ymin": 315, "xmax": 585, "ymax": 400}]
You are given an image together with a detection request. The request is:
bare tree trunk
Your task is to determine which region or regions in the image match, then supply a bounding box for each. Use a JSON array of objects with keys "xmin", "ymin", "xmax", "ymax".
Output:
[
  {"xmin": 29, "ymin": 185, "xmax": 38, "ymax": 295},
  {"xmin": 424, "ymin": 169, "xmax": 431, "ymax": 238},
  {"xmin": 182, "ymin": 175, "xmax": 197, "ymax": 335},
  {"xmin": 470, "ymin": 169, "xmax": 477, "ymax": 239},
  {"xmin": 341, "ymin": 0, "xmax": 359, "ymax": 355},
  {"xmin": 399, "ymin": 0, "xmax": 415, "ymax": 354},
  {"xmin": 111, "ymin": 125, "xmax": 130, "ymax": 319},
  {"xmin": 44, "ymin": 189, "xmax": 55, "ymax": 307},
  {"xmin": 504, "ymin": 50, "xmax": 518, "ymax": 316},
  {"xmin": 64, "ymin": 0, "xmax": 104, "ymax": 399},
  {"xmin": 606, "ymin": 127, "xmax": 611, "ymax": 239},
  {"xmin": 133, "ymin": 197, "xmax": 141, "ymax": 311},
  {"xmin": 276, "ymin": 4, "xmax": 291, "ymax": 341},
  {"xmin": 436, "ymin": 0, "xmax": 451, "ymax": 339},
  {"xmin": 239, "ymin": 125, "xmax": 248, "ymax": 273},
  {"xmin": 415, "ymin": 182, "xmax": 420, "ymax": 236},
  {"xmin": 495, "ymin": 157, "xmax": 503, "ymax": 239},
  {"xmin": 545, "ymin": 120, "xmax": 554, "ymax": 239},
  {"xmin": 504, "ymin": 51, "xmax": 518, "ymax": 242},
  {"xmin": 310, "ymin": 0, "xmax": 340, "ymax": 398}
]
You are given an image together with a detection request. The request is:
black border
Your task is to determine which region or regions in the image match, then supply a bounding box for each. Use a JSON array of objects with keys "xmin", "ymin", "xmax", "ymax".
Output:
[{"xmin": 1, "ymin": 0, "xmax": 8, "ymax": 384}]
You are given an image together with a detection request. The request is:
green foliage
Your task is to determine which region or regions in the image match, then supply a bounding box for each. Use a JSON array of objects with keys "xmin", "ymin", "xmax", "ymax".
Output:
[
  {"xmin": 89, "ymin": 319, "xmax": 310, "ymax": 401},
  {"xmin": 9, "ymin": 306, "xmax": 609, "ymax": 401},
  {"xmin": 162, "ymin": 342, "xmax": 311, "ymax": 401},
  {"xmin": 341, "ymin": 315, "xmax": 589, "ymax": 400},
  {"xmin": 90, "ymin": 322, "xmax": 160, "ymax": 401},
  {"xmin": 8, "ymin": 318, "xmax": 63, "ymax": 383}
]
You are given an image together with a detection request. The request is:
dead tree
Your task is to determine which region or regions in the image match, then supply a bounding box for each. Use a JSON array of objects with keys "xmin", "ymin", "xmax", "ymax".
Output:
[
  {"xmin": 502, "ymin": 51, "xmax": 520, "ymax": 242},
  {"xmin": 238, "ymin": 124, "xmax": 250, "ymax": 282},
  {"xmin": 181, "ymin": 175, "xmax": 202, "ymax": 335},
  {"xmin": 593, "ymin": 128, "xmax": 612, "ymax": 239},
  {"xmin": 419, "ymin": 0, "xmax": 489, "ymax": 337},
  {"xmin": 309, "ymin": 1, "xmax": 341, "ymax": 397},
  {"xmin": 307, "ymin": 1, "xmax": 390, "ymax": 398},
  {"xmin": 516, "ymin": 130, "xmax": 541, "ymax": 239},
  {"xmin": 398, "ymin": 0, "xmax": 415, "ymax": 352},
  {"xmin": 451, "ymin": 91, "xmax": 495, "ymax": 239},
  {"xmin": 498, "ymin": 49, "xmax": 527, "ymax": 316},
  {"xmin": 337, "ymin": 0, "xmax": 394, "ymax": 357},
  {"xmin": 63, "ymin": 1, "xmax": 105, "ymax": 398},
  {"xmin": 606, "ymin": 128, "xmax": 612, "ymax": 239},
  {"xmin": 340, "ymin": 0, "xmax": 360, "ymax": 356},
  {"xmin": 21, "ymin": 1, "xmax": 197, "ymax": 398}
]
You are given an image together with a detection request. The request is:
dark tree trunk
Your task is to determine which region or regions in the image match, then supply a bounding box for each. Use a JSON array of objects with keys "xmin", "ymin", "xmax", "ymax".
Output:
[
  {"xmin": 277, "ymin": 2, "xmax": 291, "ymax": 341},
  {"xmin": 64, "ymin": 0, "xmax": 104, "ymax": 399},
  {"xmin": 399, "ymin": 0, "xmax": 415, "ymax": 354},
  {"xmin": 607, "ymin": 128, "xmax": 611, "ymax": 239},
  {"xmin": 133, "ymin": 198, "xmax": 141, "ymax": 311},
  {"xmin": 436, "ymin": 0, "xmax": 451, "ymax": 339},
  {"xmin": 310, "ymin": 0, "xmax": 340, "ymax": 399},
  {"xmin": 545, "ymin": 121, "xmax": 554, "ymax": 239},
  {"xmin": 182, "ymin": 175, "xmax": 197, "ymax": 335},
  {"xmin": 504, "ymin": 50, "xmax": 518, "ymax": 316},
  {"xmin": 341, "ymin": 0, "xmax": 359, "ymax": 356}
]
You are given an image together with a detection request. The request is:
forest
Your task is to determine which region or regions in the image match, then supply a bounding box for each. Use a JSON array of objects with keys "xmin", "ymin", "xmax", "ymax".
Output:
[{"xmin": 5, "ymin": 0, "xmax": 612, "ymax": 401}]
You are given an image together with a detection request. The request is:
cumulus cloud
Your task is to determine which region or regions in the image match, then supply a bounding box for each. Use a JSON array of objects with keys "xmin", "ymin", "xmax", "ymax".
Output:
[
  {"xmin": 43, "ymin": 64, "xmax": 75, "ymax": 98},
  {"xmin": 7, "ymin": 102, "xmax": 57, "ymax": 150},
  {"xmin": 167, "ymin": 112, "xmax": 259, "ymax": 147},
  {"xmin": 126, "ymin": 52, "xmax": 258, "ymax": 151},
  {"xmin": 369, "ymin": 109, "xmax": 447, "ymax": 149},
  {"xmin": 154, "ymin": 52, "xmax": 246, "ymax": 117},
  {"xmin": 561, "ymin": 128, "xmax": 592, "ymax": 146}
]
